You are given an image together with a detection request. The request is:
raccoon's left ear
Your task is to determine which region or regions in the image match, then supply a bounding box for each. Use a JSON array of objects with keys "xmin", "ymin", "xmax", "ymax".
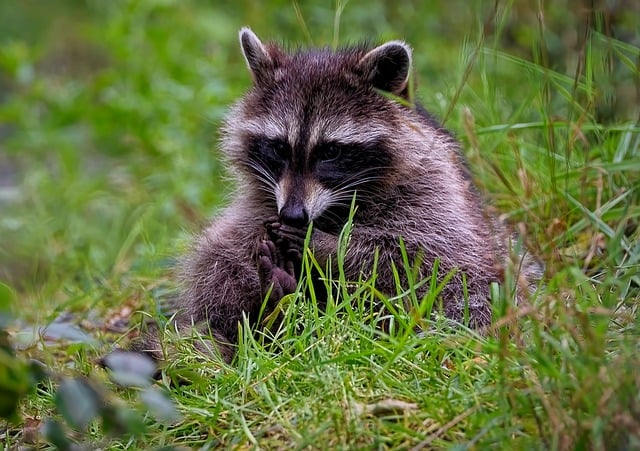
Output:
[
  {"xmin": 239, "ymin": 27, "xmax": 277, "ymax": 84},
  {"xmin": 357, "ymin": 41, "xmax": 412, "ymax": 96}
]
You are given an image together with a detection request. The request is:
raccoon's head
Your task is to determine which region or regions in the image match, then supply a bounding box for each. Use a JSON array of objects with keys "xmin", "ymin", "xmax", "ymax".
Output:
[{"xmin": 223, "ymin": 28, "xmax": 414, "ymax": 233}]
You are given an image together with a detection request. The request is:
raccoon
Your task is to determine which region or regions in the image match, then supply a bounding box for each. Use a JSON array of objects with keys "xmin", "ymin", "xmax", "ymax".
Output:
[{"xmin": 144, "ymin": 28, "xmax": 541, "ymax": 362}]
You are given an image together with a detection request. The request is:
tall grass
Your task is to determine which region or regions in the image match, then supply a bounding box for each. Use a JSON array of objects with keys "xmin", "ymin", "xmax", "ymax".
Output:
[{"xmin": 0, "ymin": 0, "xmax": 638, "ymax": 449}]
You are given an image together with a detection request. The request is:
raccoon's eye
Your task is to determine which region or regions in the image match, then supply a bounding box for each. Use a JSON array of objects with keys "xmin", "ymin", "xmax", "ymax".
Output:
[
  {"xmin": 271, "ymin": 140, "xmax": 291, "ymax": 160},
  {"xmin": 318, "ymin": 144, "xmax": 341, "ymax": 162}
]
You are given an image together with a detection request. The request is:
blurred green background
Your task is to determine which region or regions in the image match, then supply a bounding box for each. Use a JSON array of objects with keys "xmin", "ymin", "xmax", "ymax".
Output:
[{"xmin": 0, "ymin": 0, "xmax": 638, "ymax": 321}]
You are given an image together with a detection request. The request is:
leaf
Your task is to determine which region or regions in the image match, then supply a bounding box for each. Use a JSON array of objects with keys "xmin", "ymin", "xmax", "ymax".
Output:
[
  {"xmin": 139, "ymin": 387, "xmax": 182, "ymax": 424},
  {"xmin": 0, "ymin": 281, "xmax": 14, "ymax": 329},
  {"xmin": 100, "ymin": 350, "xmax": 157, "ymax": 388},
  {"xmin": 55, "ymin": 378, "xmax": 101, "ymax": 431},
  {"xmin": 41, "ymin": 418, "xmax": 75, "ymax": 451},
  {"xmin": 0, "ymin": 387, "xmax": 22, "ymax": 422},
  {"xmin": 101, "ymin": 404, "xmax": 146, "ymax": 437},
  {"xmin": 0, "ymin": 351, "xmax": 44, "ymax": 422},
  {"xmin": 39, "ymin": 322, "xmax": 98, "ymax": 346},
  {"xmin": 591, "ymin": 159, "xmax": 640, "ymax": 173}
]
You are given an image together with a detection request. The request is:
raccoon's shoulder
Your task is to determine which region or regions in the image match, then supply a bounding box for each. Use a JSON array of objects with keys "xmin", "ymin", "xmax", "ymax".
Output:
[{"xmin": 197, "ymin": 197, "xmax": 269, "ymax": 245}]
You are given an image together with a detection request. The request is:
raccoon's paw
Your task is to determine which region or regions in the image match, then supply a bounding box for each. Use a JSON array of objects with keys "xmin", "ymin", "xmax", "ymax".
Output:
[
  {"xmin": 265, "ymin": 220, "xmax": 306, "ymax": 265},
  {"xmin": 257, "ymin": 239, "xmax": 298, "ymax": 304}
]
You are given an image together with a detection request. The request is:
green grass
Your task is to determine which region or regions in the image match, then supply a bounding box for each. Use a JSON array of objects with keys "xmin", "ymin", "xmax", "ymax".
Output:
[{"xmin": 1, "ymin": 0, "xmax": 639, "ymax": 449}]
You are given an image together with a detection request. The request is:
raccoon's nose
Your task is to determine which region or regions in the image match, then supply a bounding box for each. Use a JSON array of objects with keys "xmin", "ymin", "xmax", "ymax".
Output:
[{"xmin": 279, "ymin": 203, "xmax": 309, "ymax": 228}]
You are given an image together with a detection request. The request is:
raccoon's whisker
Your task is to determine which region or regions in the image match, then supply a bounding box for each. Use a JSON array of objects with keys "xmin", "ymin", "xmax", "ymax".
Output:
[
  {"xmin": 329, "ymin": 183, "xmax": 380, "ymax": 201},
  {"xmin": 318, "ymin": 206, "xmax": 346, "ymax": 226},
  {"xmin": 323, "ymin": 195, "xmax": 357, "ymax": 212},
  {"xmin": 330, "ymin": 179, "xmax": 388, "ymax": 201},
  {"xmin": 244, "ymin": 176, "xmax": 278, "ymax": 201},
  {"xmin": 338, "ymin": 176, "xmax": 383, "ymax": 188},
  {"xmin": 333, "ymin": 167, "xmax": 391, "ymax": 191},
  {"xmin": 249, "ymin": 174, "xmax": 276, "ymax": 192},
  {"xmin": 244, "ymin": 159, "xmax": 278, "ymax": 191},
  {"xmin": 253, "ymin": 185, "xmax": 277, "ymax": 199},
  {"xmin": 331, "ymin": 178, "xmax": 390, "ymax": 200}
]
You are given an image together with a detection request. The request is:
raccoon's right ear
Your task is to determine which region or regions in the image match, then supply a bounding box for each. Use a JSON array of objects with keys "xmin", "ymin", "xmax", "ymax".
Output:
[
  {"xmin": 357, "ymin": 41, "xmax": 412, "ymax": 97},
  {"xmin": 239, "ymin": 27, "xmax": 276, "ymax": 84}
]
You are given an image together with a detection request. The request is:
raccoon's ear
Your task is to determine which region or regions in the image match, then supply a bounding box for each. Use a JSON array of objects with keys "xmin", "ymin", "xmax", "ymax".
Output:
[
  {"xmin": 239, "ymin": 27, "xmax": 275, "ymax": 84},
  {"xmin": 357, "ymin": 41, "xmax": 412, "ymax": 96}
]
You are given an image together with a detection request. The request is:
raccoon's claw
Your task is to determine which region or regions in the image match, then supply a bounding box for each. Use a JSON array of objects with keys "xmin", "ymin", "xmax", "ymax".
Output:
[
  {"xmin": 284, "ymin": 248, "xmax": 302, "ymax": 269},
  {"xmin": 263, "ymin": 220, "xmax": 305, "ymax": 272},
  {"xmin": 273, "ymin": 224, "xmax": 307, "ymax": 250},
  {"xmin": 278, "ymin": 224, "xmax": 307, "ymax": 241},
  {"xmin": 264, "ymin": 219, "xmax": 306, "ymax": 243},
  {"xmin": 257, "ymin": 240, "xmax": 282, "ymax": 300},
  {"xmin": 256, "ymin": 239, "xmax": 297, "ymax": 304},
  {"xmin": 263, "ymin": 216, "xmax": 281, "ymax": 231}
]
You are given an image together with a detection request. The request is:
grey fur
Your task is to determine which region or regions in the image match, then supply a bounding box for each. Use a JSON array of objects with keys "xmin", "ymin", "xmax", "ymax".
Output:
[{"xmin": 143, "ymin": 28, "xmax": 542, "ymax": 362}]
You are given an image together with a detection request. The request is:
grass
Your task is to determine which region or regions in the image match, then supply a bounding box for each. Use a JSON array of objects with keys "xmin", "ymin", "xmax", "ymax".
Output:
[{"xmin": 1, "ymin": 0, "xmax": 639, "ymax": 449}]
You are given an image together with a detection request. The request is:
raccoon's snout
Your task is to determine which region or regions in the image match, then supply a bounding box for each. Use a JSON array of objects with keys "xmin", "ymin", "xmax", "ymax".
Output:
[
  {"xmin": 279, "ymin": 201, "xmax": 309, "ymax": 228},
  {"xmin": 276, "ymin": 175, "xmax": 311, "ymax": 228}
]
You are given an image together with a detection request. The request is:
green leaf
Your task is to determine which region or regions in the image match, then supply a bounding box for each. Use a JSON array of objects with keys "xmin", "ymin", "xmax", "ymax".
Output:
[
  {"xmin": 139, "ymin": 386, "xmax": 182, "ymax": 424},
  {"xmin": 55, "ymin": 378, "xmax": 101, "ymax": 431},
  {"xmin": 101, "ymin": 404, "xmax": 147, "ymax": 437},
  {"xmin": 41, "ymin": 419, "xmax": 75, "ymax": 451},
  {"xmin": 0, "ymin": 282, "xmax": 14, "ymax": 329},
  {"xmin": 100, "ymin": 350, "xmax": 157, "ymax": 388}
]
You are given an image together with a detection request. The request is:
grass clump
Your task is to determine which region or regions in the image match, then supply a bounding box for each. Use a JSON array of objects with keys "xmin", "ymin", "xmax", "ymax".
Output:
[{"xmin": 0, "ymin": 0, "xmax": 638, "ymax": 449}]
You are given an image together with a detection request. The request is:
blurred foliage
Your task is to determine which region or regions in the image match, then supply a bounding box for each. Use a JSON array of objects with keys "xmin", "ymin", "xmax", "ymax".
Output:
[
  {"xmin": 0, "ymin": 282, "xmax": 45, "ymax": 422},
  {"xmin": 0, "ymin": 0, "xmax": 638, "ymax": 448}
]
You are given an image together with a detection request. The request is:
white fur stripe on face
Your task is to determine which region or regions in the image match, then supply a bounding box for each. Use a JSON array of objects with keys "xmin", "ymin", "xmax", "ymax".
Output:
[
  {"xmin": 304, "ymin": 181, "xmax": 333, "ymax": 221},
  {"xmin": 308, "ymin": 118, "xmax": 387, "ymax": 149},
  {"xmin": 231, "ymin": 114, "xmax": 302, "ymax": 149},
  {"xmin": 275, "ymin": 177, "xmax": 289, "ymax": 212},
  {"xmin": 237, "ymin": 118, "xmax": 287, "ymax": 140}
]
